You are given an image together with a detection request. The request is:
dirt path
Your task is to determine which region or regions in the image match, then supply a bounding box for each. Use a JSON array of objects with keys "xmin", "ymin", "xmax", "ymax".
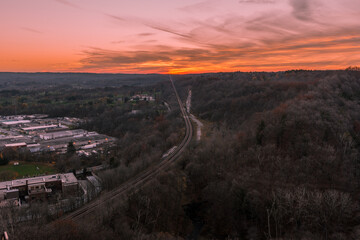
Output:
[{"xmin": 190, "ymin": 114, "xmax": 203, "ymax": 141}]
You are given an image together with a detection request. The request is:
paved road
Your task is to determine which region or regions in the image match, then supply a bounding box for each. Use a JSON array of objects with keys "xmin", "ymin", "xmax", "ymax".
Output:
[{"xmin": 58, "ymin": 75, "xmax": 193, "ymax": 221}]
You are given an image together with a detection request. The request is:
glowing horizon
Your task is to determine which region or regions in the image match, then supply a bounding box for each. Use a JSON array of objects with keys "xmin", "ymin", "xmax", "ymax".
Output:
[{"xmin": 1, "ymin": 0, "xmax": 360, "ymax": 74}]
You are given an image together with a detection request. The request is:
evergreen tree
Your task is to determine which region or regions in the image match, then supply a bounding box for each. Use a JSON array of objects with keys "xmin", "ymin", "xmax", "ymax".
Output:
[
  {"xmin": 67, "ymin": 142, "xmax": 76, "ymax": 154},
  {"xmin": 0, "ymin": 152, "xmax": 9, "ymax": 166}
]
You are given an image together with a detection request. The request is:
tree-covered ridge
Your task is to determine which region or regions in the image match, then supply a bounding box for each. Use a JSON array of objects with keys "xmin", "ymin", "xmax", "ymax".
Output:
[
  {"xmin": 171, "ymin": 70, "xmax": 360, "ymax": 239},
  {"xmin": 0, "ymin": 73, "xmax": 167, "ymax": 90}
]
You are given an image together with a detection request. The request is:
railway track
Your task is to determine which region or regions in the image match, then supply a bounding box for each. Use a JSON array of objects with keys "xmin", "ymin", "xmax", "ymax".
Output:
[{"xmin": 58, "ymin": 75, "xmax": 193, "ymax": 221}]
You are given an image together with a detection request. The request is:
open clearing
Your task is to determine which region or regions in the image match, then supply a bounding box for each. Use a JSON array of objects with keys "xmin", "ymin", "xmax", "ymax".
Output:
[{"xmin": 0, "ymin": 161, "xmax": 56, "ymax": 180}]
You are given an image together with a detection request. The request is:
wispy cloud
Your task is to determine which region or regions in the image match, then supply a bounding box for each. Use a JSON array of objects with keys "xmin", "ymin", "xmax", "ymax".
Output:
[
  {"xmin": 178, "ymin": 0, "xmax": 216, "ymax": 13},
  {"xmin": 2, "ymin": 0, "xmax": 360, "ymax": 74},
  {"xmin": 145, "ymin": 23, "xmax": 193, "ymax": 39},
  {"xmin": 84, "ymin": 0, "xmax": 360, "ymax": 73},
  {"xmin": 105, "ymin": 14, "xmax": 125, "ymax": 22},
  {"xmin": 20, "ymin": 27, "xmax": 43, "ymax": 34},
  {"xmin": 238, "ymin": 0, "xmax": 275, "ymax": 4},
  {"xmin": 111, "ymin": 40, "xmax": 125, "ymax": 44},
  {"xmin": 54, "ymin": 0, "xmax": 80, "ymax": 9},
  {"xmin": 137, "ymin": 33, "xmax": 155, "ymax": 37},
  {"xmin": 74, "ymin": 31, "xmax": 360, "ymax": 73},
  {"xmin": 289, "ymin": 0, "xmax": 313, "ymax": 21},
  {"xmin": 79, "ymin": 47, "xmax": 171, "ymax": 66}
]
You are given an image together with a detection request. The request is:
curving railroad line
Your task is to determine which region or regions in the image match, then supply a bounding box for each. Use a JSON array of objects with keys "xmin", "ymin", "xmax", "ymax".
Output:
[{"xmin": 58, "ymin": 75, "xmax": 193, "ymax": 221}]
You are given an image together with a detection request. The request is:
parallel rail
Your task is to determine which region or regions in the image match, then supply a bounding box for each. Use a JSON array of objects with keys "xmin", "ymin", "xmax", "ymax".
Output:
[{"xmin": 59, "ymin": 75, "xmax": 193, "ymax": 221}]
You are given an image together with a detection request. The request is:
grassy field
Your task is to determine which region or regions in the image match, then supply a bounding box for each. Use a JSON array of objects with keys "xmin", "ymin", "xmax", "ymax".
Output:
[{"xmin": 0, "ymin": 161, "xmax": 57, "ymax": 181}]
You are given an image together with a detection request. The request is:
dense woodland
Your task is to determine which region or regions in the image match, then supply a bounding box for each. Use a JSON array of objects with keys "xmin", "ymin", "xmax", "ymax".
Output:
[
  {"xmin": 2, "ymin": 70, "xmax": 360, "ymax": 239},
  {"xmin": 0, "ymin": 73, "xmax": 167, "ymax": 90},
  {"xmin": 172, "ymin": 70, "xmax": 360, "ymax": 239}
]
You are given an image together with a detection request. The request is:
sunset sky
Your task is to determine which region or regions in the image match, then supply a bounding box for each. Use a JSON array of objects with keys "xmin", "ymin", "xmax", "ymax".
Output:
[{"xmin": 1, "ymin": 0, "xmax": 359, "ymax": 74}]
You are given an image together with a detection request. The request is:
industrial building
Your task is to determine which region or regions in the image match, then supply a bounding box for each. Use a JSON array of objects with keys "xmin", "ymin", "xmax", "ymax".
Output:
[
  {"xmin": 130, "ymin": 94, "xmax": 155, "ymax": 102},
  {"xmin": 0, "ymin": 173, "xmax": 79, "ymax": 206},
  {"xmin": 39, "ymin": 129, "xmax": 86, "ymax": 140},
  {"xmin": 1, "ymin": 120, "xmax": 31, "ymax": 126},
  {"xmin": 21, "ymin": 124, "xmax": 59, "ymax": 133},
  {"xmin": 0, "ymin": 115, "xmax": 116, "ymax": 155}
]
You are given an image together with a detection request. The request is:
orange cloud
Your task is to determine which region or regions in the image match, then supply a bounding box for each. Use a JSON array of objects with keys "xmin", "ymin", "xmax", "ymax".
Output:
[
  {"xmin": 70, "ymin": 33, "xmax": 360, "ymax": 74},
  {"xmin": 1, "ymin": 0, "xmax": 360, "ymax": 73}
]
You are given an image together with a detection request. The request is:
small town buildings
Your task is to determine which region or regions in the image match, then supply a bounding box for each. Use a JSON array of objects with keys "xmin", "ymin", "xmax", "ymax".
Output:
[
  {"xmin": 27, "ymin": 143, "xmax": 41, "ymax": 153},
  {"xmin": 0, "ymin": 115, "xmax": 116, "ymax": 154},
  {"xmin": 61, "ymin": 173, "xmax": 79, "ymax": 196},
  {"xmin": 81, "ymin": 143, "xmax": 97, "ymax": 150},
  {"xmin": 0, "ymin": 173, "xmax": 79, "ymax": 205},
  {"xmin": 130, "ymin": 94, "xmax": 155, "ymax": 102},
  {"xmin": 39, "ymin": 129, "xmax": 85, "ymax": 140},
  {"xmin": 21, "ymin": 124, "xmax": 59, "ymax": 133}
]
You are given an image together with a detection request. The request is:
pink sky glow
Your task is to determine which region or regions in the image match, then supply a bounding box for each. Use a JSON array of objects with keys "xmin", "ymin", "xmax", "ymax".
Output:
[{"xmin": 0, "ymin": 0, "xmax": 360, "ymax": 73}]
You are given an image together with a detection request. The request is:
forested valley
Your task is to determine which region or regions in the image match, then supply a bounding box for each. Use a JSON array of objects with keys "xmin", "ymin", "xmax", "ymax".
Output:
[{"xmin": 2, "ymin": 70, "xmax": 360, "ymax": 239}]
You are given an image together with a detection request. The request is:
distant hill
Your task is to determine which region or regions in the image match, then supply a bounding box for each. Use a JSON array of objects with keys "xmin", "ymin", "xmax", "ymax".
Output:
[{"xmin": 0, "ymin": 73, "xmax": 168, "ymax": 90}]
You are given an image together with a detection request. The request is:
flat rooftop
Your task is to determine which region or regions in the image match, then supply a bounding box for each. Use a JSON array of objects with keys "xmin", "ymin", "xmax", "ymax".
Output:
[
  {"xmin": 61, "ymin": 173, "xmax": 78, "ymax": 185},
  {"xmin": 4, "ymin": 142, "xmax": 27, "ymax": 147},
  {"xmin": 22, "ymin": 125, "xmax": 58, "ymax": 131},
  {"xmin": 0, "ymin": 173, "xmax": 78, "ymax": 190},
  {"xmin": 2, "ymin": 120, "xmax": 31, "ymax": 125},
  {"xmin": 40, "ymin": 129, "xmax": 85, "ymax": 138}
]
